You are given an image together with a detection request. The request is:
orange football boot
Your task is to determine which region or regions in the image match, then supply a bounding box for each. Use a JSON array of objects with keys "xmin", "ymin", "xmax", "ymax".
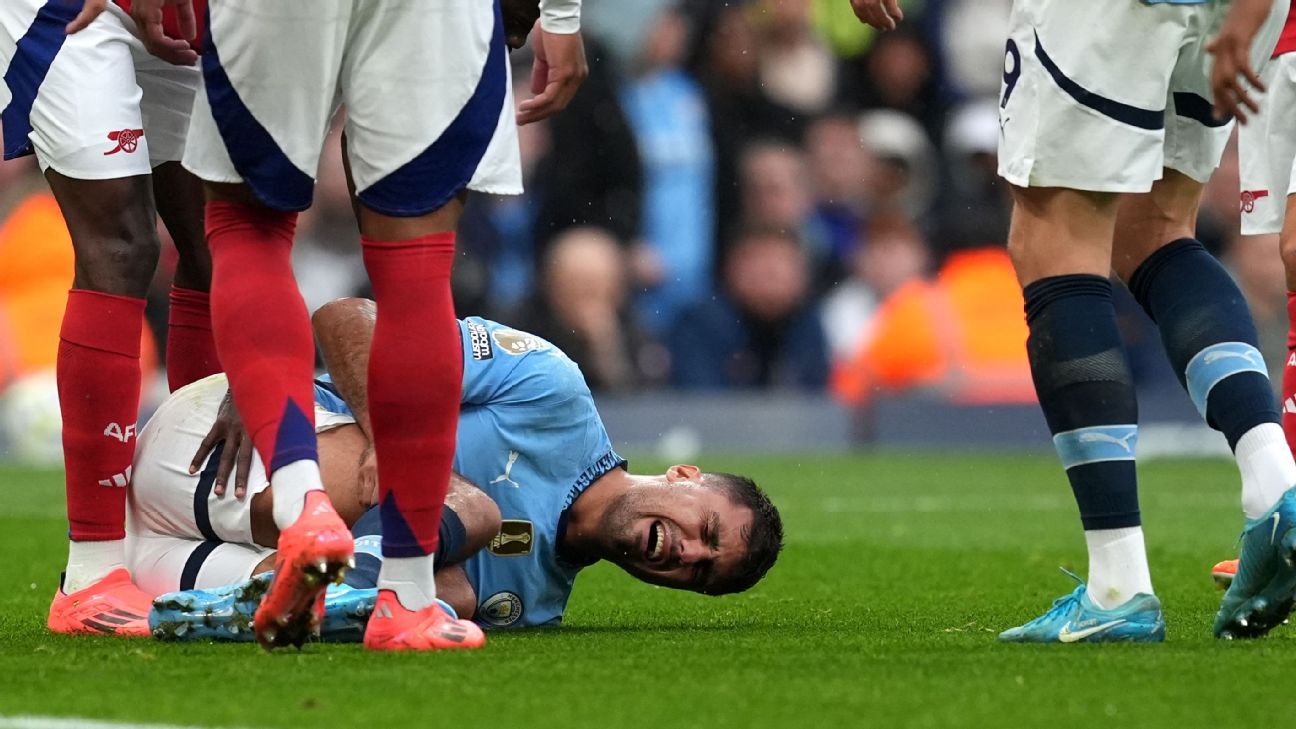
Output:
[
  {"xmin": 1212, "ymin": 559, "xmax": 1238, "ymax": 590},
  {"xmin": 363, "ymin": 590, "xmax": 486, "ymax": 652},
  {"xmin": 253, "ymin": 490, "xmax": 354, "ymax": 650},
  {"xmin": 47, "ymin": 568, "xmax": 152, "ymax": 637}
]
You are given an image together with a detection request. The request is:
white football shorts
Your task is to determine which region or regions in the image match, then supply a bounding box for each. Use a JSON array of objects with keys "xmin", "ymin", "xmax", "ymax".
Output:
[
  {"xmin": 183, "ymin": 0, "xmax": 522, "ymax": 215},
  {"xmin": 1238, "ymin": 52, "xmax": 1296, "ymax": 235},
  {"xmin": 999, "ymin": 0, "xmax": 1289, "ymax": 192},
  {"xmin": 0, "ymin": 0, "xmax": 198, "ymax": 179},
  {"xmin": 126, "ymin": 373, "xmax": 355, "ymax": 595}
]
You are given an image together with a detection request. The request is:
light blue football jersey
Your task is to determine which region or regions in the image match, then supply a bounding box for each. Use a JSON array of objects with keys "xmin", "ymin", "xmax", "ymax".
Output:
[{"xmin": 314, "ymin": 317, "xmax": 625, "ymax": 629}]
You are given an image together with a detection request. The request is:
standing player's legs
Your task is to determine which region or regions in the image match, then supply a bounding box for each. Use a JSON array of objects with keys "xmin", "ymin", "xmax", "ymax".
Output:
[
  {"xmin": 0, "ymin": 2, "xmax": 167, "ymax": 635},
  {"xmin": 341, "ymin": 0, "xmax": 518, "ymax": 651},
  {"xmin": 131, "ymin": 41, "xmax": 218, "ymax": 392},
  {"xmin": 182, "ymin": 0, "xmax": 353, "ymax": 649},
  {"xmin": 1111, "ymin": 0, "xmax": 1296, "ymax": 639},
  {"xmin": 994, "ymin": 0, "xmax": 1186, "ymax": 643}
]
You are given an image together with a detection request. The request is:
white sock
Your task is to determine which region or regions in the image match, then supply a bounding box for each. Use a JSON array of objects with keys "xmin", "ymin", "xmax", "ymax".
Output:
[
  {"xmin": 1084, "ymin": 527, "xmax": 1154, "ymax": 609},
  {"xmin": 1236, "ymin": 423, "xmax": 1296, "ymax": 519},
  {"xmin": 378, "ymin": 553, "xmax": 438, "ymax": 611},
  {"xmin": 64, "ymin": 540, "xmax": 126, "ymax": 593},
  {"xmin": 270, "ymin": 459, "xmax": 325, "ymax": 529}
]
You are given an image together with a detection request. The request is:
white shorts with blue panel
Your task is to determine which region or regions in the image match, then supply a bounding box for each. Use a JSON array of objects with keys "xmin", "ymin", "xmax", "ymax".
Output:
[
  {"xmin": 182, "ymin": 0, "xmax": 522, "ymax": 214},
  {"xmin": 999, "ymin": 0, "xmax": 1289, "ymax": 192},
  {"xmin": 0, "ymin": 0, "xmax": 198, "ymax": 179}
]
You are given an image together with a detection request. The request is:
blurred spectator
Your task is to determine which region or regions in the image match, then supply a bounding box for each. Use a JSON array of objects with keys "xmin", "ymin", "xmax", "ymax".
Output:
[
  {"xmin": 938, "ymin": 100, "xmax": 1011, "ymax": 254},
  {"xmin": 858, "ymin": 110, "xmax": 939, "ymax": 222},
  {"xmin": 669, "ymin": 227, "xmax": 829, "ymax": 390},
  {"xmin": 820, "ymin": 214, "xmax": 929, "ymax": 360},
  {"xmin": 751, "ymin": 0, "xmax": 837, "ymax": 116},
  {"xmin": 841, "ymin": 29, "xmax": 946, "ymax": 141},
  {"xmin": 737, "ymin": 140, "xmax": 832, "ymax": 275},
  {"xmin": 511, "ymin": 227, "xmax": 663, "ymax": 391},
  {"xmin": 831, "ymin": 226, "xmax": 1034, "ymax": 406},
  {"xmin": 690, "ymin": 3, "xmax": 803, "ymax": 245},
  {"xmin": 620, "ymin": 5, "xmax": 716, "ymax": 334},
  {"xmin": 935, "ymin": 0, "xmax": 1012, "ymax": 100},
  {"xmin": 531, "ymin": 39, "xmax": 643, "ymax": 254},
  {"xmin": 457, "ymin": 83, "xmax": 555, "ymax": 315},
  {"xmin": 805, "ymin": 113, "xmax": 877, "ymax": 278}
]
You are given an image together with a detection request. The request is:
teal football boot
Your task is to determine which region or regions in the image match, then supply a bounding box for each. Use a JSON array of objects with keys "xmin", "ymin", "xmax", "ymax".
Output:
[
  {"xmin": 150, "ymin": 574, "xmax": 457, "ymax": 643},
  {"xmin": 1214, "ymin": 488, "xmax": 1296, "ymax": 639},
  {"xmin": 999, "ymin": 570, "xmax": 1164, "ymax": 644}
]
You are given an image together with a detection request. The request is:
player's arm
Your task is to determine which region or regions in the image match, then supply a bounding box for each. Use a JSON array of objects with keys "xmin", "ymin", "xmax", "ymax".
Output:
[
  {"xmin": 516, "ymin": 0, "xmax": 589, "ymax": 125},
  {"xmin": 129, "ymin": 0, "xmax": 199, "ymax": 65},
  {"xmin": 849, "ymin": 0, "xmax": 903, "ymax": 31},
  {"xmin": 313, "ymin": 298, "xmax": 381, "ymax": 504},
  {"xmin": 1207, "ymin": 0, "xmax": 1276, "ymax": 123}
]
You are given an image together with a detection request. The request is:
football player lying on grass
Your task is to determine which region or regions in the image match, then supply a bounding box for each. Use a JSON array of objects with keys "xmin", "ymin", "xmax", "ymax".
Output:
[{"xmin": 131, "ymin": 299, "xmax": 783, "ymax": 639}]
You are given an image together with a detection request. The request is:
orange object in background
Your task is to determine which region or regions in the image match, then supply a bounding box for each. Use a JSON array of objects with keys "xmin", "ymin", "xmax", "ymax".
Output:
[
  {"xmin": 832, "ymin": 247, "xmax": 1036, "ymax": 405},
  {"xmin": 0, "ymin": 192, "xmax": 156, "ymax": 391}
]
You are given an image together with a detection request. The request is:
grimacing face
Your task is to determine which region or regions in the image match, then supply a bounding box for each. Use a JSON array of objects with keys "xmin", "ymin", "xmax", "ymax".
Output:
[{"xmin": 600, "ymin": 466, "xmax": 755, "ymax": 595}]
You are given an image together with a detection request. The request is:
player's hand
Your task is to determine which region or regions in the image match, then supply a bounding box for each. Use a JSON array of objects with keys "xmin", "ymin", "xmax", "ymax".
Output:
[
  {"xmin": 65, "ymin": 0, "xmax": 108, "ymax": 34},
  {"xmin": 502, "ymin": 0, "xmax": 542, "ymax": 50},
  {"xmin": 189, "ymin": 389, "xmax": 256, "ymax": 500},
  {"xmin": 358, "ymin": 444, "xmax": 379, "ymax": 508},
  {"xmin": 130, "ymin": 0, "xmax": 199, "ymax": 66},
  {"xmin": 516, "ymin": 24, "xmax": 588, "ymax": 126},
  {"xmin": 1206, "ymin": 0, "xmax": 1272, "ymax": 123},
  {"xmin": 849, "ymin": 0, "xmax": 904, "ymax": 31}
]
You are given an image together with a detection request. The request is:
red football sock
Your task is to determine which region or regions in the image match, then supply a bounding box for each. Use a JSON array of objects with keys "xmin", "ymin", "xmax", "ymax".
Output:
[
  {"xmin": 165, "ymin": 285, "xmax": 221, "ymax": 392},
  {"xmin": 59, "ymin": 289, "xmax": 145, "ymax": 542},
  {"xmin": 205, "ymin": 200, "xmax": 317, "ymax": 474},
  {"xmin": 1284, "ymin": 292, "xmax": 1296, "ymax": 454},
  {"xmin": 362, "ymin": 232, "xmax": 461, "ymax": 558}
]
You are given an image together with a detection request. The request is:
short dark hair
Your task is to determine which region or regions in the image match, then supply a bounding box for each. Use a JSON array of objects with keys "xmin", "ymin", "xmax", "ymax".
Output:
[{"xmin": 704, "ymin": 472, "xmax": 784, "ymax": 595}]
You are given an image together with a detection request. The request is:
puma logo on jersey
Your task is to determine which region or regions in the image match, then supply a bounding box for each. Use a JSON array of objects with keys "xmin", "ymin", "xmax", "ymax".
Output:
[
  {"xmin": 98, "ymin": 466, "xmax": 132, "ymax": 488},
  {"xmin": 1078, "ymin": 431, "xmax": 1136, "ymax": 453},
  {"xmin": 104, "ymin": 128, "xmax": 144, "ymax": 155},
  {"xmin": 490, "ymin": 451, "xmax": 521, "ymax": 488},
  {"xmin": 103, "ymin": 422, "xmax": 136, "ymax": 443}
]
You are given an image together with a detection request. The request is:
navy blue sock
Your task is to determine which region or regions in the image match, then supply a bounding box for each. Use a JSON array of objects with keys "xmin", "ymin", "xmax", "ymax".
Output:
[
  {"xmin": 1127, "ymin": 238, "xmax": 1279, "ymax": 449},
  {"xmin": 1025, "ymin": 275, "xmax": 1141, "ymax": 531}
]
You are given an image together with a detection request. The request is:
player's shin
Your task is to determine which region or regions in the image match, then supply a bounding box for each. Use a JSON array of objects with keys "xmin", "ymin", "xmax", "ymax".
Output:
[
  {"xmin": 362, "ymin": 232, "xmax": 460, "ymax": 611},
  {"xmin": 58, "ymin": 290, "xmax": 146, "ymax": 591},
  {"xmin": 1128, "ymin": 238, "xmax": 1295, "ymax": 518},
  {"xmin": 1025, "ymin": 274, "xmax": 1152, "ymax": 608},
  {"xmin": 1283, "ymin": 292, "xmax": 1296, "ymax": 453}
]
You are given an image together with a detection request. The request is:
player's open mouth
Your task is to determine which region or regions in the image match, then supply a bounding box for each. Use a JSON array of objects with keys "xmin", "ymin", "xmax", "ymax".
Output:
[{"xmin": 645, "ymin": 520, "xmax": 667, "ymax": 564}]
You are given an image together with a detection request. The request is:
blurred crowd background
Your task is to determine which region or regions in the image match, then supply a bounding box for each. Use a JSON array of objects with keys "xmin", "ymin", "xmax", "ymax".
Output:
[{"xmin": 0, "ymin": 0, "xmax": 1286, "ymax": 460}]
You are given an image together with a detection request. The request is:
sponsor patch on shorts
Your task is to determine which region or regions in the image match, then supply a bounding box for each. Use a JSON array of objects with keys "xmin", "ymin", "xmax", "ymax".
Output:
[{"xmin": 492, "ymin": 328, "xmax": 550, "ymax": 356}]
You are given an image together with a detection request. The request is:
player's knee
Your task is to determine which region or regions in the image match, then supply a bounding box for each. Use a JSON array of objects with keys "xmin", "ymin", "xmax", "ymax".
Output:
[
  {"xmin": 459, "ymin": 490, "xmax": 502, "ymax": 556},
  {"xmin": 61, "ymin": 180, "xmax": 161, "ymax": 296}
]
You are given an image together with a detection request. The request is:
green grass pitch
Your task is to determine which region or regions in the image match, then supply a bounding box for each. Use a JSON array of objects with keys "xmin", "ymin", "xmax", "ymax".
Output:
[{"xmin": 4, "ymin": 453, "xmax": 1296, "ymax": 728}]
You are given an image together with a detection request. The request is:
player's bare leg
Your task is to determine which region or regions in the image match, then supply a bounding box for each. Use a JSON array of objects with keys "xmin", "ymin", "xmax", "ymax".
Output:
[
  {"xmin": 1114, "ymin": 169, "xmax": 1296, "ymax": 639},
  {"xmin": 44, "ymin": 172, "xmax": 159, "ymax": 636},
  {"xmin": 203, "ymin": 181, "xmax": 353, "ymax": 650},
  {"xmin": 1000, "ymin": 187, "xmax": 1166, "ymax": 643}
]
